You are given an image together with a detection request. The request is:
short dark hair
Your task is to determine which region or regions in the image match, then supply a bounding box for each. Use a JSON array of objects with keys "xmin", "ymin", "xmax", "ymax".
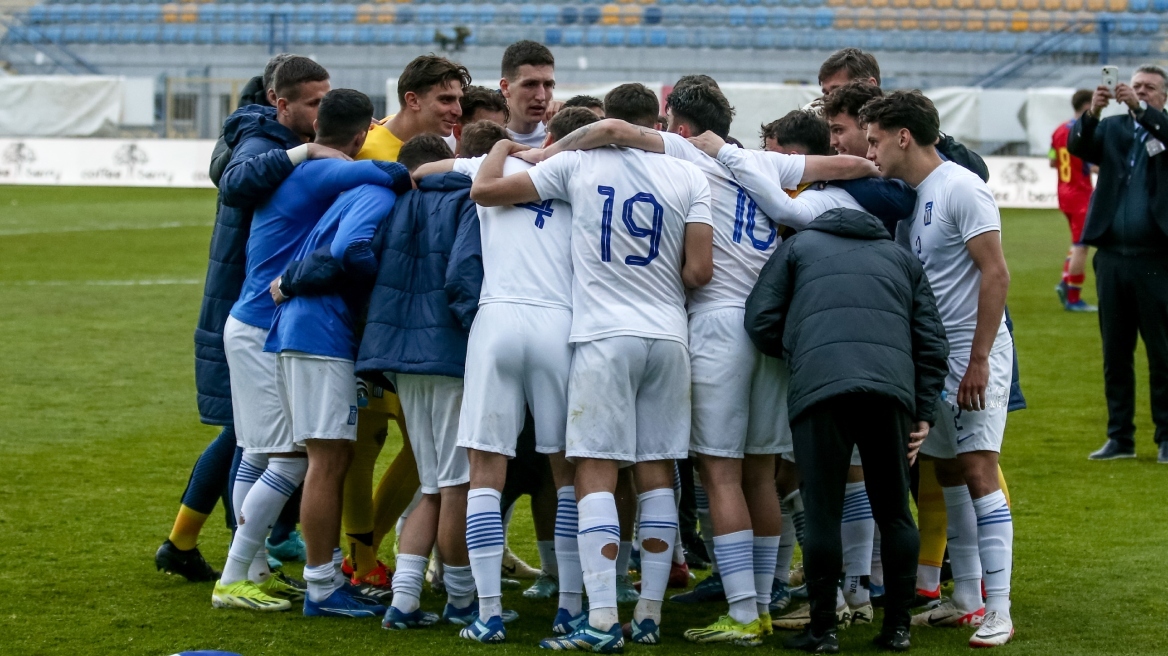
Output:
[
  {"xmin": 563, "ymin": 95, "xmax": 604, "ymax": 112},
  {"xmin": 603, "ymin": 83, "xmax": 660, "ymax": 129},
  {"xmin": 548, "ymin": 106, "xmax": 603, "ymax": 142},
  {"xmin": 273, "ymin": 56, "xmax": 330, "ymax": 102},
  {"xmin": 819, "ymin": 48, "xmax": 881, "ymax": 86},
  {"xmin": 458, "ymin": 86, "xmax": 509, "ymax": 125},
  {"xmin": 822, "ymin": 81, "xmax": 884, "ymax": 120},
  {"xmin": 674, "ymin": 74, "xmax": 720, "ymax": 91},
  {"xmin": 315, "ymin": 89, "xmax": 375, "ymax": 145},
  {"xmin": 666, "ymin": 83, "xmax": 734, "ymax": 139},
  {"xmin": 858, "ymin": 89, "xmax": 940, "ymax": 147},
  {"xmin": 398, "ymin": 134, "xmax": 454, "ymax": 172},
  {"xmin": 760, "ymin": 110, "xmax": 831, "ymax": 156},
  {"xmin": 263, "ymin": 53, "xmax": 295, "ymax": 93},
  {"xmin": 1071, "ymin": 89, "xmax": 1094, "ymax": 112},
  {"xmin": 458, "ymin": 120, "xmax": 509, "ymax": 158},
  {"xmin": 397, "ymin": 55, "xmax": 472, "ymax": 106},
  {"xmin": 501, "ymin": 40, "xmax": 555, "ymax": 80}
]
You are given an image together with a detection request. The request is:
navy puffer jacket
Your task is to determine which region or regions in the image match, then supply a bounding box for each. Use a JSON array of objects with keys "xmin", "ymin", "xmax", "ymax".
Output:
[
  {"xmin": 355, "ymin": 172, "xmax": 483, "ymax": 388},
  {"xmin": 194, "ymin": 104, "xmax": 300, "ymax": 425}
]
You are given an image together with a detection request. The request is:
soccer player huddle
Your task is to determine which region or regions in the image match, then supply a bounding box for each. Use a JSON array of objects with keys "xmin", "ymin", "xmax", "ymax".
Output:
[{"xmin": 184, "ymin": 43, "xmax": 1020, "ymax": 653}]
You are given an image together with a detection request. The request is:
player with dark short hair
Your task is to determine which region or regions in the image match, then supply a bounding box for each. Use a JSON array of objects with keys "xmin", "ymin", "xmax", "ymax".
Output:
[
  {"xmin": 563, "ymin": 95, "xmax": 605, "ymax": 117},
  {"xmin": 818, "ymin": 48, "xmax": 881, "ymax": 96},
  {"xmin": 500, "ymin": 40, "xmax": 558, "ymax": 147},
  {"xmin": 399, "ymin": 134, "xmax": 455, "ymax": 172},
  {"xmin": 458, "ymin": 120, "xmax": 509, "ymax": 159}
]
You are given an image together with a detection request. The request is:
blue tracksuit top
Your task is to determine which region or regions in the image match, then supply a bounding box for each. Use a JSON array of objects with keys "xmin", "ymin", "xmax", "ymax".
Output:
[{"xmin": 229, "ymin": 158, "xmax": 408, "ymax": 331}]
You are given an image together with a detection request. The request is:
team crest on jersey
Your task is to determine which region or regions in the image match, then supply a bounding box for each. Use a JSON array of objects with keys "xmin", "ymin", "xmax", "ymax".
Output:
[
  {"xmin": 348, "ymin": 406, "xmax": 358, "ymax": 425},
  {"xmin": 923, "ymin": 201, "xmax": 933, "ymax": 226}
]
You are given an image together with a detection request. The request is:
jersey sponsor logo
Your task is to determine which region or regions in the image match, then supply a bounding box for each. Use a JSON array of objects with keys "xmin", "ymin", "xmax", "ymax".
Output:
[
  {"xmin": 923, "ymin": 201, "xmax": 933, "ymax": 226},
  {"xmin": 517, "ymin": 199, "xmax": 555, "ymax": 228},
  {"xmin": 348, "ymin": 405, "xmax": 358, "ymax": 425}
]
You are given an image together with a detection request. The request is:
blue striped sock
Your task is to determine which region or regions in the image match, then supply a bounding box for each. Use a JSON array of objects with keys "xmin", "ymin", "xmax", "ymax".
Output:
[
  {"xmin": 714, "ymin": 529, "xmax": 758, "ymax": 624},
  {"xmin": 466, "ymin": 488, "xmax": 505, "ymax": 609}
]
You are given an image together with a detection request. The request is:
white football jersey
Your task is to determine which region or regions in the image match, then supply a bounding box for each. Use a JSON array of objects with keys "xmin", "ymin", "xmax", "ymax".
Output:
[
  {"xmin": 508, "ymin": 123, "xmax": 548, "ymax": 148},
  {"xmin": 660, "ymin": 132, "xmax": 797, "ymax": 314},
  {"xmin": 908, "ymin": 161, "xmax": 1010, "ymax": 358},
  {"xmin": 454, "ymin": 155, "xmax": 572, "ymax": 310},
  {"xmin": 528, "ymin": 147, "xmax": 713, "ymax": 344}
]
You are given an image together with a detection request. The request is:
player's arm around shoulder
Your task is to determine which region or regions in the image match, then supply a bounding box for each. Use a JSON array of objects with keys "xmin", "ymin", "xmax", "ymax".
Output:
[
  {"xmin": 469, "ymin": 139, "xmax": 541, "ymax": 207},
  {"xmin": 682, "ymin": 172, "xmax": 714, "ymax": 288}
]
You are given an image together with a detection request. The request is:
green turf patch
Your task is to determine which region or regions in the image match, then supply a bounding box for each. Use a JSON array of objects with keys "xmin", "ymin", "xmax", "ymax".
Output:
[{"xmin": 0, "ymin": 188, "xmax": 1164, "ymax": 655}]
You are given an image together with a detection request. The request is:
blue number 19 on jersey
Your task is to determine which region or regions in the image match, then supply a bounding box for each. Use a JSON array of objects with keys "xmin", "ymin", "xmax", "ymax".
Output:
[{"xmin": 598, "ymin": 186, "xmax": 664, "ymax": 267}]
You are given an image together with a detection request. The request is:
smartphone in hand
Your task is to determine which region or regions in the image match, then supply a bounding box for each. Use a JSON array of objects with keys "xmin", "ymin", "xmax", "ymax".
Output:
[{"xmin": 1102, "ymin": 65, "xmax": 1119, "ymax": 93}]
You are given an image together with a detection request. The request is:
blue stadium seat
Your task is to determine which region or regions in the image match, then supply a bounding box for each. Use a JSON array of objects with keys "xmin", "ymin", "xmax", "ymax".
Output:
[
  {"xmin": 415, "ymin": 25, "xmax": 434, "ymax": 44},
  {"xmin": 217, "ymin": 5, "xmax": 237, "ymax": 22},
  {"xmin": 375, "ymin": 24, "xmax": 395, "ymax": 44},
  {"xmin": 335, "ymin": 4, "xmax": 355, "ymax": 22},
  {"xmin": 1129, "ymin": 0, "xmax": 1150, "ymax": 10},
  {"xmin": 1155, "ymin": 0, "xmax": 1168, "ymax": 12},
  {"xmin": 750, "ymin": 29, "xmax": 773, "ymax": 47},
  {"xmin": 602, "ymin": 25, "xmax": 623, "ymax": 44},
  {"xmin": 1118, "ymin": 14, "xmax": 1139, "ymax": 33},
  {"xmin": 584, "ymin": 25, "xmax": 603, "ymax": 44},
  {"xmin": 194, "ymin": 24, "xmax": 213, "ymax": 43},
  {"xmin": 476, "ymin": 5, "xmax": 496, "ymax": 23},
  {"xmin": 966, "ymin": 32, "xmax": 988, "ymax": 53},
  {"xmin": 395, "ymin": 25, "xmax": 416, "ymax": 44},
  {"xmin": 518, "ymin": 4, "xmax": 536, "ymax": 23},
  {"xmin": 993, "ymin": 33, "xmax": 1016, "ymax": 52},
  {"xmin": 1141, "ymin": 15, "xmax": 1160, "ymax": 32},
  {"xmin": 100, "ymin": 5, "xmax": 121, "ymax": 22},
  {"xmin": 318, "ymin": 5, "xmax": 339, "ymax": 23},
  {"xmin": 861, "ymin": 31, "xmax": 883, "ymax": 50},
  {"xmin": 355, "ymin": 24, "xmax": 375, "ymax": 44},
  {"xmin": 644, "ymin": 6, "xmax": 662, "ymax": 24},
  {"xmin": 81, "ymin": 24, "xmax": 98, "ymax": 41},
  {"xmin": 665, "ymin": 25, "xmax": 687, "ymax": 45},
  {"xmin": 563, "ymin": 26, "xmax": 583, "ymax": 44},
  {"xmin": 882, "ymin": 32, "xmax": 905, "ymax": 50},
  {"xmin": 396, "ymin": 5, "xmax": 415, "ymax": 23},
  {"xmin": 197, "ymin": 4, "xmax": 215, "ymax": 22},
  {"xmin": 292, "ymin": 24, "xmax": 314, "ymax": 43},
  {"xmin": 648, "ymin": 26, "xmax": 667, "ymax": 44},
  {"xmin": 177, "ymin": 24, "xmax": 196, "ymax": 43},
  {"xmin": 45, "ymin": 5, "xmax": 64, "ymax": 23},
  {"xmin": 950, "ymin": 32, "xmax": 971, "ymax": 51},
  {"xmin": 292, "ymin": 5, "xmax": 313, "ymax": 22},
  {"xmin": 747, "ymin": 6, "xmax": 765, "ymax": 26},
  {"xmin": 61, "ymin": 24, "xmax": 81, "ymax": 42},
  {"xmin": 316, "ymin": 24, "xmax": 336, "ymax": 43},
  {"xmin": 63, "ymin": 4, "xmax": 80, "ymax": 22},
  {"xmin": 789, "ymin": 7, "xmax": 813, "ymax": 27},
  {"xmin": 437, "ymin": 5, "xmax": 455, "ymax": 23},
  {"xmin": 582, "ymin": 6, "xmax": 600, "ymax": 24},
  {"xmin": 766, "ymin": 7, "xmax": 786, "ymax": 26},
  {"xmin": 416, "ymin": 5, "xmax": 437, "ymax": 23},
  {"xmin": 628, "ymin": 26, "xmax": 645, "ymax": 44},
  {"xmin": 82, "ymin": 4, "xmax": 100, "ymax": 21},
  {"xmin": 813, "ymin": 7, "xmax": 831, "ymax": 27},
  {"xmin": 560, "ymin": 5, "xmax": 578, "ymax": 23},
  {"xmin": 26, "ymin": 5, "xmax": 46, "ymax": 23},
  {"xmin": 545, "ymin": 26, "xmax": 563, "ymax": 43},
  {"xmin": 730, "ymin": 26, "xmax": 750, "ymax": 47},
  {"xmin": 538, "ymin": 3, "xmax": 557, "ymax": 23},
  {"xmin": 138, "ymin": 23, "xmax": 159, "ymax": 43},
  {"xmin": 116, "ymin": 24, "xmax": 138, "ymax": 43},
  {"xmin": 728, "ymin": 6, "xmax": 746, "ymax": 24},
  {"xmin": 455, "ymin": 3, "xmax": 475, "ymax": 23},
  {"xmin": 217, "ymin": 23, "xmax": 235, "ymax": 42},
  {"xmin": 925, "ymin": 32, "xmax": 948, "ymax": 51},
  {"xmin": 40, "ymin": 25, "xmax": 63, "ymax": 42},
  {"xmin": 236, "ymin": 4, "xmax": 257, "ymax": 22}
]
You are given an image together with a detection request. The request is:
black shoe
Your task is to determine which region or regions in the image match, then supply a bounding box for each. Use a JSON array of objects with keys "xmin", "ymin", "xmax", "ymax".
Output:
[
  {"xmin": 783, "ymin": 628, "xmax": 840, "ymax": 653},
  {"xmin": 874, "ymin": 628, "xmax": 911, "ymax": 652},
  {"xmin": 682, "ymin": 533, "xmax": 711, "ymax": 569},
  {"xmin": 155, "ymin": 539, "xmax": 219, "ymax": 582},
  {"xmin": 1088, "ymin": 439, "xmax": 1136, "ymax": 461},
  {"xmin": 1158, "ymin": 441, "xmax": 1168, "ymax": 464}
]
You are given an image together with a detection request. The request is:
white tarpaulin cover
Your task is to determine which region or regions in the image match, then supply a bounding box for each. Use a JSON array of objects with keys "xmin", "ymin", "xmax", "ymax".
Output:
[
  {"xmin": 0, "ymin": 76, "xmax": 155, "ymax": 137},
  {"xmin": 0, "ymin": 138, "xmax": 215, "ymax": 187}
]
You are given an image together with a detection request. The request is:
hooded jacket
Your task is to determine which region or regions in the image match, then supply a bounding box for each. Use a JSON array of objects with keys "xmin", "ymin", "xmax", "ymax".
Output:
[
  {"xmin": 354, "ymin": 172, "xmax": 483, "ymax": 388},
  {"xmin": 208, "ymin": 76, "xmax": 269, "ymax": 185},
  {"xmin": 745, "ymin": 208, "xmax": 949, "ymax": 424},
  {"xmin": 194, "ymin": 104, "xmax": 300, "ymax": 425}
]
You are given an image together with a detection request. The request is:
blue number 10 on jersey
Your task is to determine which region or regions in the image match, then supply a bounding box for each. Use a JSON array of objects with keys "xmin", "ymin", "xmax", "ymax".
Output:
[{"xmin": 597, "ymin": 186, "xmax": 664, "ymax": 267}]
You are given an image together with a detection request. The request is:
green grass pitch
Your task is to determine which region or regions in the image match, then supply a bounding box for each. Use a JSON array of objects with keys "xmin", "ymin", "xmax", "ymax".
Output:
[{"xmin": 0, "ymin": 185, "xmax": 1165, "ymax": 655}]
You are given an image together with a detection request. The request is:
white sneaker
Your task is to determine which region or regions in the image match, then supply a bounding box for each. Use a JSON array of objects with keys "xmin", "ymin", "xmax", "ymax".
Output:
[
  {"xmin": 969, "ymin": 610, "xmax": 1014, "ymax": 647},
  {"xmin": 849, "ymin": 603, "xmax": 874, "ymax": 625},
  {"xmin": 501, "ymin": 546, "xmax": 540, "ymax": 580},
  {"xmin": 771, "ymin": 602, "xmax": 851, "ymax": 630},
  {"xmin": 911, "ymin": 599, "xmax": 985, "ymax": 628},
  {"xmin": 426, "ymin": 556, "xmax": 445, "ymax": 593}
]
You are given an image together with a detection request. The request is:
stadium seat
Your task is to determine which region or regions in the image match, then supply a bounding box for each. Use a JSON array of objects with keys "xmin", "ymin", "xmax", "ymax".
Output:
[
  {"xmin": 476, "ymin": 5, "xmax": 496, "ymax": 23},
  {"xmin": 195, "ymin": 24, "xmax": 214, "ymax": 43},
  {"xmin": 355, "ymin": 24, "xmax": 375, "ymax": 42},
  {"xmin": 292, "ymin": 24, "xmax": 313, "ymax": 42},
  {"xmin": 138, "ymin": 23, "xmax": 159, "ymax": 42},
  {"xmin": 790, "ymin": 6, "xmax": 813, "ymax": 25},
  {"xmin": 665, "ymin": 24, "xmax": 687, "ymax": 43},
  {"xmin": 1141, "ymin": 14, "xmax": 1160, "ymax": 30},
  {"xmin": 375, "ymin": 24, "xmax": 395, "ymax": 43},
  {"xmin": 46, "ymin": 5, "xmax": 65, "ymax": 24},
  {"xmin": 993, "ymin": 31, "xmax": 1017, "ymax": 49},
  {"xmin": 644, "ymin": 5, "xmax": 663, "ymax": 22},
  {"xmin": 747, "ymin": 5, "xmax": 767, "ymax": 24},
  {"xmin": 584, "ymin": 25, "xmax": 604, "ymax": 42},
  {"xmin": 583, "ymin": 5, "xmax": 601, "ymax": 22},
  {"xmin": 518, "ymin": 4, "xmax": 536, "ymax": 22},
  {"xmin": 1154, "ymin": 0, "xmax": 1168, "ymax": 11},
  {"xmin": 82, "ymin": 4, "xmax": 100, "ymax": 21},
  {"xmin": 648, "ymin": 25, "xmax": 668, "ymax": 42},
  {"xmin": 117, "ymin": 24, "xmax": 138, "ymax": 43},
  {"xmin": 627, "ymin": 25, "xmax": 645, "ymax": 42},
  {"xmin": 563, "ymin": 25, "xmax": 584, "ymax": 43},
  {"xmin": 536, "ymin": 3, "xmax": 556, "ymax": 23},
  {"xmin": 396, "ymin": 4, "xmax": 414, "ymax": 22},
  {"xmin": 545, "ymin": 26, "xmax": 563, "ymax": 43},
  {"xmin": 436, "ymin": 4, "xmax": 454, "ymax": 23},
  {"xmin": 334, "ymin": 24, "xmax": 356, "ymax": 43},
  {"xmin": 416, "ymin": 5, "xmax": 437, "ymax": 22},
  {"xmin": 728, "ymin": 5, "xmax": 746, "ymax": 23},
  {"xmin": 1129, "ymin": 0, "xmax": 1150, "ymax": 8}
]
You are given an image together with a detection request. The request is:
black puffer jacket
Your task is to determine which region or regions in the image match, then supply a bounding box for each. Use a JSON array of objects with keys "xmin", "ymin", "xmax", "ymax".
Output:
[{"xmin": 745, "ymin": 208, "xmax": 949, "ymax": 424}]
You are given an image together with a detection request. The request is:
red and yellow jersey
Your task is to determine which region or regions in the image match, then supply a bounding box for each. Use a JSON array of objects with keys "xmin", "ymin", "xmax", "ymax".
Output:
[{"xmin": 1049, "ymin": 120, "xmax": 1094, "ymax": 213}]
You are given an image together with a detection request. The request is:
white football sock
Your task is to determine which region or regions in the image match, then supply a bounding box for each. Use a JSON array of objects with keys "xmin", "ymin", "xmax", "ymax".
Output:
[
  {"xmin": 332, "ymin": 547, "xmax": 346, "ymax": 588},
  {"xmin": 444, "ymin": 564, "xmax": 476, "ymax": 610},
  {"xmin": 917, "ymin": 564, "xmax": 942, "ymax": 592},
  {"xmin": 247, "ymin": 548, "xmax": 271, "ymax": 584},
  {"xmin": 390, "ymin": 553, "xmax": 429, "ymax": 613},
  {"xmin": 616, "ymin": 541, "xmax": 633, "ymax": 577},
  {"xmin": 466, "ymin": 487, "xmax": 504, "ymax": 617},
  {"xmin": 672, "ymin": 527, "xmax": 687, "ymax": 565},
  {"xmin": 841, "ymin": 481, "xmax": 874, "ymax": 607},
  {"xmin": 538, "ymin": 540, "xmax": 558, "ymax": 577},
  {"xmin": 943, "ymin": 485, "xmax": 984, "ymax": 612},
  {"xmin": 578, "ymin": 492, "xmax": 620, "ymax": 630},
  {"xmin": 973, "ymin": 489, "xmax": 1012, "ymax": 619},
  {"xmin": 634, "ymin": 488, "xmax": 677, "ymax": 625},
  {"xmin": 221, "ymin": 456, "xmax": 304, "ymax": 586},
  {"xmin": 304, "ymin": 562, "xmax": 338, "ymax": 603},
  {"xmin": 870, "ymin": 526, "xmax": 884, "ymax": 589},
  {"xmin": 776, "ymin": 495, "xmax": 798, "ymax": 585},
  {"xmin": 753, "ymin": 534, "xmax": 780, "ymax": 614},
  {"xmin": 694, "ymin": 473, "xmax": 718, "ymax": 575},
  {"xmin": 714, "ymin": 530, "xmax": 758, "ymax": 625},
  {"xmin": 231, "ymin": 452, "xmax": 268, "ymax": 529},
  {"xmin": 555, "ymin": 486, "xmax": 584, "ymax": 615}
]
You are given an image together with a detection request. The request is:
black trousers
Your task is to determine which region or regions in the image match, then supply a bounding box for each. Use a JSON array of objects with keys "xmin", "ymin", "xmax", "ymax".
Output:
[
  {"xmin": 1094, "ymin": 250, "xmax": 1168, "ymax": 447},
  {"xmin": 791, "ymin": 393, "xmax": 919, "ymax": 634}
]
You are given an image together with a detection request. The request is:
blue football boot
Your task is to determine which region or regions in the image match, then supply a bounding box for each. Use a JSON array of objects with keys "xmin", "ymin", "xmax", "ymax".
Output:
[
  {"xmin": 539, "ymin": 623, "xmax": 625, "ymax": 652},
  {"xmin": 382, "ymin": 605, "xmax": 440, "ymax": 630},
  {"xmin": 303, "ymin": 586, "xmax": 384, "ymax": 618},
  {"xmin": 443, "ymin": 599, "xmax": 519, "ymax": 626},
  {"xmin": 460, "ymin": 614, "xmax": 507, "ymax": 643},
  {"xmin": 552, "ymin": 608, "xmax": 589, "ymax": 635},
  {"xmin": 770, "ymin": 577, "xmax": 793, "ymax": 613},
  {"xmin": 628, "ymin": 617, "xmax": 660, "ymax": 645},
  {"xmin": 669, "ymin": 572, "xmax": 725, "ymax": 604}
]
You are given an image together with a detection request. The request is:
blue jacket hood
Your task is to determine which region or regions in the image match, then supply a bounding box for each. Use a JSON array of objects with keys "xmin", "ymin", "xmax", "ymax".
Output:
[
  {"xmin": 419, "ymin": 170, "xmax": 473, "ymax": 193},
  {"xmin": 223, "ymin": 104, "xmax": 299, "ymax": 151}
]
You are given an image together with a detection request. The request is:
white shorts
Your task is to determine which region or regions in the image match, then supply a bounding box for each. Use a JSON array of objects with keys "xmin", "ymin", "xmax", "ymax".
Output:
[
  {"xmin": 920, "ymin": 339, "xmax": 1013, "ymax": 460},
  {"xmin": 224, "ymin": 317, "xmax": 298, "ymax": 454},
  {"xmin": 565, "ymin": 336, "xmax": 691, "ymax": 466},
  {"xmin": 395, "ymin": 373, "xmax": 470, "ymax": 494},
  {"xmin": 275, "ymin": 351, "xmax": 358, "ymax": 445},
  {"xmin": 689, "ymin": 308, "xmax": 787, "ymax": 458},
  {"xmin": 457, "ymin": 303, "xmax": 572, "ymax": 457}
]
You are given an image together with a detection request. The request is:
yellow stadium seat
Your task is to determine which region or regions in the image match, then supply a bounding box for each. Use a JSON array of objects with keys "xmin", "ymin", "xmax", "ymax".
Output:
[
  {"xmin": 395, "ymin": 0, "xmax": 411, "ymax": 5},
  {"xmin": 848, "ymin": 0, "xmax": 867, "ymax": 8},
  {"xmin": 179, "ymin": 3, "xmax": 197, "ymax": 22},
  {"xmin": 600, "ymin": 4, "xmax": 619, "ymax": 24},
  {"xmin": 920, "ymin": 8, "xmax": 942, "ymax": 28},
  {"xmin": 1107, "ymin": 0, "xmax": 1127, "ymax": 9},
  {"xmin": 1041, "ymin": 0, "xmax": 1061, "ymax": 8},
  {"xmin": 1086, "ymin": 0, "xmax": 1105, "ymax": 9},
  {"xmin": 966, "ymin": 12, "xmax": 985, "ymax": 28},
  {"xmin": 1010, "ymin": 10, "xmax": 1028, "ymax": 30},
  {"xmin": 978, "ymin": 0, "xmax": 996, "ymax": 9},
  {"xmin": 828, "ymin": 0, "xmax": 848, "ymax": 7},
  {"xmin": 987, "ymin": 9, "xmax": 1008, "ymax": 29},
  {"xmin": 374, "ymin": 4, "xmax": 396, "ymax": 22},
  {"xmin": 870, "ymin": 0, "xmax": 890, "ymax": 7},
  {"xmin": 999, "ymin": 0, "xmax": 1019, "ymax": 10},
  {"xmin": 835, "ymin": 14, "xmax": 856, "ymax": 27},
  {"xmin": 1021, "ymin": 0, "xmax": 1040, "ymax": 8},
  {"xmin": 892, "ymin": 0, "xmax": 910, "ymax": 7},
  {"xmin": 877, "ymin": 7, "xmax": 898, "ymax": 28},
  {"xmin": 857, "ymin": 7, "xmax": 877, "ymax": 29},
  {"xmin": 914, "ymin": 0, "xmax": 931, "ymax": 8},
  {"xmin": 355, "ymin": 3, "xmax": 373, "ymax": 21},
  {"xmin": 934, "ymin": 0, "xmax": 955, "ymax": 8},
  {"xmin": 1063, "ymin": 0, "xmax": 1084, "ymax": 8},
  {"xmin": 161, "ymin": 3, "xmax": 178, "ymax": 22},
  {"xmin": 940, "ymin": 8, "xmax": 965, "ymax": 29},
  {"xmin": 1031, "ymin": 10, "xmax": 1052, "ymax": 28},
  {"xmin": 956, "ymin": 0, "xmax": 976, "ymax": 8},
  {"xmin": 902, "ymin": 14, "xmax": 920, "ymax": 27},
  {"xmin": 620, "ymin": 5, "xmax": 641, "ymax": 24}
]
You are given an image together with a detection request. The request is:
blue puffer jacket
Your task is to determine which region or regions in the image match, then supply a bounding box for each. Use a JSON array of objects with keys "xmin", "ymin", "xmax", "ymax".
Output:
[
  {"xmin": 194, "ymin": 104, "xmax": 300, "ymax": 425},
  {"xmin": 355, "ymin": 172, "xmax": 483, "ymax": 389}
]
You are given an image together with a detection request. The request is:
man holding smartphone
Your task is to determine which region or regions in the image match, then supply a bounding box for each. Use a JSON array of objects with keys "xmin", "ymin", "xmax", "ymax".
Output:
[{"xmin": 1068, "ymin": 65, "xmax": 1168, "ymax": 464}]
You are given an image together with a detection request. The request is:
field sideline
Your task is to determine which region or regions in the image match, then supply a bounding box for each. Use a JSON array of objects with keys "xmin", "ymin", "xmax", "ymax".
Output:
[{"xmin": 0, "ymin": 185, "xmax": 1164, "ymax": 656}]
